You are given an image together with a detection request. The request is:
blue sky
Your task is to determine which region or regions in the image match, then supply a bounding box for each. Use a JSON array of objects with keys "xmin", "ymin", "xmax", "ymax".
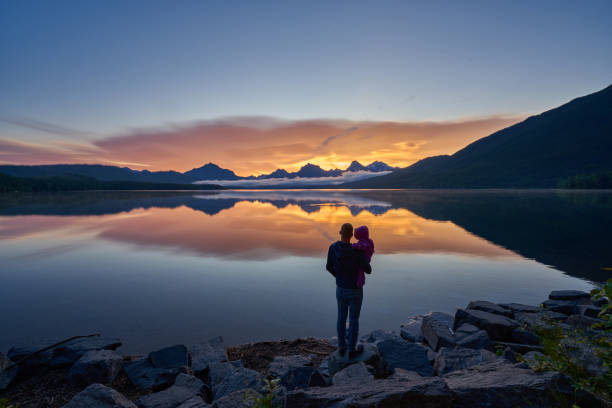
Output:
[{"xmin": 0, "ymin": 0, "xmax": 610, "ymax": 172}]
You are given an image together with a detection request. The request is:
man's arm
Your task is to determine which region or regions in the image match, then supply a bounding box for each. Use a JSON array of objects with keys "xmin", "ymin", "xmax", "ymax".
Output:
[
  {"xmin": 326, "ymin": 245, "xmax": 336, "ymax": 276},
  {"xmin": 358, "ymin": 250, "xmax": 372, "ymax": 274}
]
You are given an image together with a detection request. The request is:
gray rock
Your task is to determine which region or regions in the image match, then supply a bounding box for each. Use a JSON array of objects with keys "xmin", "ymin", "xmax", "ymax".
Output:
[
  {"xmin": 0, "ymin": 353, "xmax": 9, "ymax": 371},
  {"xmin": 190, "ymin": 337, "xmax": 228, "ymax": 375},
  {"xmin": 177, "ymin": 396, "xmax": 210, "ymax": 408},
  {"xmin": 315, "ymin": 357, "xmax": 331, "ymax": 385},
  {"xmin": 125, "ymin": 357, "xmax": 183, "ymax": 390},
  {"xmin": 444, "ymin": 360, "xmax": 572, "ymax": 408},
  {"xmin": 63, "ymin": 383, "xmax": 137, "ymax": 408},
  {"xmin": 427, "ymin": 348, "xmax": 437, "ymax": 365},
  {"xmin": 422, "ymin": 312, "xmax": 456, "ymax": 351},
  {"xmin": 454, "ymin": 324, "xmax": 480, "ymax": 338},
  {"xmin": 212, "ymin": 389, "xmax": 258, "ymax": 408},
  {"xmin": 502, "ymin": 347, "xmax": 519, "ymax": 363},
  {"xmin": 498, "ymin": 303, "xmax": 539, "ymax": 315},
  {"xmin": 434, "ymin": 347, "xmax": 499, "ymax": 375},
  {"xmin": 542, "ymin": 299, "xmax": 580, "ymax": 315},
  {"xmin": 593, "ymin": 297, "xmax": 609, "ymax": 307},
  {"xmin": 515, "ymin": 311, "xmax": 567, "ymax": 329},
  {"xmin": 454, "ymin": 309, "xmax": 518, "ymax": 341},
  {"xmin": 208, "ymin": 361, "xmax": 237, "ymax": 388},
  {"xmin": 549, "ymin": 290, "xmax": 591, "ymax": 301},
  {"xmin": 467, "ymin": 301, "xmax": 512, "ymax": 317},
  {"xmin": 136, "ymin": 373, "xmax": 206, "ymax": 408},
  {"xmin": 213, "ymin": 367, "xmax": 263, "ymax": 401},
  {"xmin": 286, "ymin": 375, "xmax": 451, "ymax": 407},
  {"xmin": 511, "ymin": 328, "xmax": 541, "ymax": 345},
  {"xmin": 360, "ymin": 329, "xmax": 398, "ymax": 343},
  {"xmin": 331, "ymin": 361, "xmax": 374, "ymax": 385},
  {"xmin": 0, "ymin": 364, "xmax": 18, "ymax": 391},
  {"xmin": 8, "ymin": 335, "xmax": 121, "ymax": 368},
  {"xmin": 150, "ymin": 345, "xmax": 189, "ymax": 369},
  {"xmin": 374, "ymin": 337, "xmax": 433, "ymax": 376},
  {"xmin": 521, "ymin": 351, "xmax": 544, "ymax": 369},
  {"xmin": 326, "ymin": 343, "xmax": 385, "ymax": 378},
  {"xmin": 560, "ymin": 337, "xmax": 608, "ymax": 376},
  {"xmin": 268, "ymin": 355, "xmax": 314, "ymax": 391},
  {"xmin": 566, "ymin": 314, "xmax": 604, "ymax": 330},
  {"xmin": 455, "ymin": 330, "xmax": 490, "ymax": 350},
  {"xmin": 67, "ymin": 349, "xmax": 123, "ymax": 387},
  {"xmin": 399, "ymin": 317, "xmax": 424, "ymax": 342},
  {"xmin": 578, "ymin": 305, "xmax": 602, "ymax": 318},
  {"xmin": 493, "ymin": 342, "xmax": 543, "ymax": 354},
  {"xmin": 229, "ymin": 360, "xmax": 243, "ymax": 368}
]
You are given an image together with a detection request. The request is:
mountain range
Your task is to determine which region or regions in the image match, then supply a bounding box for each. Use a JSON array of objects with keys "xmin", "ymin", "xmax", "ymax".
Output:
[
  {"xmin": 345, "ymin": 84, "xmax": 612, "ymax": 188},
  {"xmin": 0, "ymin": 160, "xmax": 395, "ymax": 184}
]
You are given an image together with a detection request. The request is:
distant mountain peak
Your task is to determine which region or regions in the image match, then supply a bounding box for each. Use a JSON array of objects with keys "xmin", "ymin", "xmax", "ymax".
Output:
[
  {"xmin": 346, "ymin": 161, "xmax": 367, "ymax": 172},
  {"xmin": 184, "ymin": 162, "xmax": 239, "ymax": 180}
]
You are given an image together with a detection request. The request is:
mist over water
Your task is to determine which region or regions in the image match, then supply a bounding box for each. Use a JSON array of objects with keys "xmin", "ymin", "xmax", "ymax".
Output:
[{"xmin": 0, "ymin": 189, "xmax": 608, "ymax": 353}]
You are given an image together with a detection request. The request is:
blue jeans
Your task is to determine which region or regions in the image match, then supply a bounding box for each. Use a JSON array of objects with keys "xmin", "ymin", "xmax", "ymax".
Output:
[{"xmin": 336, "ymin": 286, "xmax": 363, "ymax": 351}]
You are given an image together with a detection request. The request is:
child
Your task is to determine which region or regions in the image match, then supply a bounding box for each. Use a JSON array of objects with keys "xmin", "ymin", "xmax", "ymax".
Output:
[{"xmin": 353, "ymin": 225, "xmax": 374, "ymax": 288}]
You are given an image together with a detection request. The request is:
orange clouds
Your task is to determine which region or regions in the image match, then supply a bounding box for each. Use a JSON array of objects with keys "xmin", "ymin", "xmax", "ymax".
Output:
[{"xmin": 1, "ymin": 115, "xmax": 522, "ymax": 175}]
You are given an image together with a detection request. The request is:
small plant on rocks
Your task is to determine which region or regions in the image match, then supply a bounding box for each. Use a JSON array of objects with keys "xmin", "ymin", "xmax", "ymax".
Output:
[{"xmin": 248, "ymin": 378, "xmax": 282, "ymax": 408}]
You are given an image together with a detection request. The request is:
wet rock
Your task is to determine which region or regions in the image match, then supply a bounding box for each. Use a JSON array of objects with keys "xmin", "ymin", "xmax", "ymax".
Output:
[
  {"xmin": 566, "ymin": 314, "xmax": 604, "ymax": 330},
  {"xmin": 511, "ymin": 328, "xmax": 541, "ymax": 345},
  {"xmin": 268, "ymin": 355, "xmax": 314, "ymax": 391},
  {"xmin": 150, "ymin": 345, "xmax": 189, "ymax": 369},
  {"xmin": 211, "ymin": 389, "xmax": 258, "ymax": 408},
  {"xmin": 287, "ymin": 375, "xmax": 451, "ymax": 407},
  {"xmin": 422, "ymin": 312, "xmax": 455, "ymax": 351},
  {"xmin": 190, "ymin": 337, "xmax": 228, "ymax": 375},
  {"xmin": 399, "ymin": 317, "xmax": 424, "ymax": 342},
  {"xmin": 454, "ymin": 309, "xmax": 518, "ymax": 341},
  {"xmin": 549, "ymin": 290, "xmax": 591, "ymax": 301},
  {"xmin": 455, "ymin": 330, "xmax": 490, "ymax": 350},
  {"xmin": 542, "ymin": 300, "xmax": 580, "ymax": 315},
  {"xmin": 498, "ymin": 303, "xmax": 539, "ymax": 315},
  {"xmin": 63, "ymin": 383, "xmax": 137, "ymax": 408},
  {"xmin": 125, "ymin": 357, "xmax": 183, "ymax": 390},
  {"xmin": 8, "ymin": 335, "xmax": 121, "ymax": 368},
  {"xmin": 331, "ymin": 361, "xmax": 374, "ymax": 385},
  {"xmin": 374, "ymin": 337, "xmax": 433, "ymax": 376},
  {"xmin": 326, "ymin": 343, "xmax": 385, "ymax": 378},
  {"xmin": 67, "ymin": 350, "xmax": 123, "ymax": 387},
  {"xmin": 444, "ymin": 360, "xmax": 572, "ymax": 408},
  {"xmin": 213, "ymin": 367, "xmax": 264, "ymax": 401},
  {"xmin": 467, "ymin": 301, "xmax": 512, "ymax": 317},
  {"xmin": 433, "ymin": 347, "xmax": 499, "ymax": 375},
  {"xmin": 136, "ymin": 373, "xmax": 206, "ymax": 408}
]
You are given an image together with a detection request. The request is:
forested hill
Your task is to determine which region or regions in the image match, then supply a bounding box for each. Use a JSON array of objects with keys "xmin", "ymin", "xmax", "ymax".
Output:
[{"xmin": 345, "ymin": 84, "xmax": 612, "ymax": 188}]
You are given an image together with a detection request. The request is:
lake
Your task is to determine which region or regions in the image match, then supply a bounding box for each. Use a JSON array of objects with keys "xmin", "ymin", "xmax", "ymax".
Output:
[{"xmin": 1, "ymin": 189, "xmax": 610, "ymax": 353}]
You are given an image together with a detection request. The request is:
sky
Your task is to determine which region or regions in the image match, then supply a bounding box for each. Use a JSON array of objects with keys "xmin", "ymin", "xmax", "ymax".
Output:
[{"xmin": 1, "ymin": 0, "xmax": 611, "ymax": 175}]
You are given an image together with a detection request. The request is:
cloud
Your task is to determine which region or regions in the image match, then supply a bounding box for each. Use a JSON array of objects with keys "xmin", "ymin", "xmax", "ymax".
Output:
[
  {"xmin": 1, "ymin": 115, "xmax": 524, "ymax": 174},
  {"xmin": 194, "ymin": 170, "xmax": 393, "ymax": 187},
  {"xmin": 2, "ymin": 117, "xmax": 95, "ymax": 137}
]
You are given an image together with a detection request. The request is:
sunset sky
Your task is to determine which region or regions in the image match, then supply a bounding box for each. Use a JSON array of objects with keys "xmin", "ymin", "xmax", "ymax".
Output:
[{"xmin": 1, "ymin": 1, "xmax": 611, "ymax": 175}]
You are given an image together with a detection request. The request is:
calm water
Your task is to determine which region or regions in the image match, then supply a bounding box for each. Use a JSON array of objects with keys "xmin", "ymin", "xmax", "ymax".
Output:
[{"xmin": 1, "ymin": 189, "xmax": 610, "ymax": 353}]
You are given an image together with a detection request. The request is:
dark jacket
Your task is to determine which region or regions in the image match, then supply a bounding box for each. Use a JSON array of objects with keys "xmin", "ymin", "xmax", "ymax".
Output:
[{"xmin": 326, "ymin": 241, "xmax": 372, "ymax": 289}]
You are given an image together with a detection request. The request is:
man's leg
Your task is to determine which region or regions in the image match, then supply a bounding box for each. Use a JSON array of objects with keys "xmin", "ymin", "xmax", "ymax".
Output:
[
  {"xmin": 336, "ymin": 287, "xmax": 349, "ymax": 351},
  {"xmin": 347, "ymin": 288, "xmax": 364, "ymax": 352}
]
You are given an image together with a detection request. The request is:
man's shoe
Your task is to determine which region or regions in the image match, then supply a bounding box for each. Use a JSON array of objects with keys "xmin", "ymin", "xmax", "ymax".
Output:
[
  {"xmin": 338, "ymin": 346, "xmax": 347, "ymax": 356},
  {"xmin": 348, "ymin": 344, "xmax": 364, "ymax": 359}
]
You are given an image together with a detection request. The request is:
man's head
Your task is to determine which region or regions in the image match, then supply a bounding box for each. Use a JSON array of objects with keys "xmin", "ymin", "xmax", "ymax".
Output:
[{"xmin": 340, "ymin": 223, "xmax": 353, "ymax": 243}]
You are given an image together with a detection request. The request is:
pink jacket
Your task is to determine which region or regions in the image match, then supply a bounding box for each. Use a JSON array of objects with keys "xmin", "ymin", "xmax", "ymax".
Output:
[{"xmin": 353, "ymin": 225, "xmax": 374, "ymax": 288}]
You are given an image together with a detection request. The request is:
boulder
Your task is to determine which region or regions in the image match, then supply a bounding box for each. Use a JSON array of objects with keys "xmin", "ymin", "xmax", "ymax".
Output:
[
  {"xmin": 433, "ymin": 347, "xmax": 499, "ymax": 375},
  {"xmin": 578, "ymin": 305, "xmax": 602, "ymax": 318},
  {"xmin": 493, "ymin": 342, "xmax": 543, "ymax": 354},
  {"xmin": 177, "ymin": 396, "xmax": 210, "ymax": 408},
  {"xmin": 136, "ymin": 373, "xmax": 206, "ymax": 408},
  {"xmin": 566, "ymin": 314, "xmax": 604, "ymax": 330},
  {"xmin": 427, "ymin": 349, "xmax": 437, "ymax": 365},
  {"xmin": 498, "ymin": 303, "xmax": 539, "ymax": 315},
  {"xmin": 63, "ymin": 383, "xmax": 137, "ymax": 408},
  {"xmin": 315, "ymin": 357, "xmax": 331, "ymax": 385},
  {"xmin": 286, "ymin": 375, "xmax": 451, "ymax": 407},
  {"xmin": 422, "ymin": 312, "xmax": 456, "ymax": 351},
  {"xmin": 0, "ymin": 353, "xmax": 9, "ymax": 371},
  {"xmin": 331, "ymin": 361, "xmax": 374, "ymax": 385},
  {"xmin": 502, "ymin": 347, "xmax": 519, "ymax": 363},
  {"xmin": 511, "ymin": 329, "xmax": 541, "ymax": 345},
  {"xmin": 67, "ymin": 349, "xmax": 123, "ymax": 387},
  {"xmin": 326, "ymin": 343, "xmax": 385, "ymax": 378},
  {"xmin": 360, "ymin": 329, "xmax": 398, "ymax": 343},
  {"xmin": 213, "ymin": 367, "xmax": 264, "ymax": 401},
  {"xmin": 0, "ymin": 364, "xmax": 18, "ymax": 391},
  {"xmin": 125, "ymin": 357, "xmax": 184, "ymax": 390},
  {"xmin": 454, "ymin": 324, "xmax": 480, "ymax": 338},
  {"xmin": 593, "ymin": 297, "xmax": 609, "ymax": 308},
  {"xmin": 150, "ymin": 345, "xmax": 189, "ymax": 369},
  {"xmin": 560, "ymin": 337, "xmax": 608, "ymax": 377},
  {"xmin": 467, "ymin": 301, "xmax": 512, "ymax": 317},
  {"xmin": 454, "ymin": 309, "xmax": 518, "ymax": 341},
  {"xmin": 549, "ymin": 290, "xmax": 591, "ymax": 301},
  {"xmin": 542, "ymin": 300, "xmax": 580, "ymax": 315},
  {"xmin": 520, "ymin": 351, "xmax": 544, "ymax": 369},
  {"xmin": 8, "ymin": 335, "xmax": 121, "ymax": 368},
  {"xmin": 212, "ymin": 389, "xmax": 258, "ymax": 408},
  {"xmin": 444, "ymin": 360, "xmax": 571, "ymax": 408},
  {"xmin": 374, "ymin": 338, "xmax": 433, "ymax": 376},
  {"xmin": 190, "ymin": 337, "xmax": 228, "ymax": 375},
  {"xmin": 455, "ymin": 330, "xmax": 490, "ymax": 350},
  {"xmin": 268, "ymin": 355, "xmax": 314, "ymax": 391},
  {"xmin": 399, "ymin": 317, "xmax": 424, "ymax": 342},
  {"xmin": 515, "ymin": 311, "xmax": 567, "ymax": 329}
]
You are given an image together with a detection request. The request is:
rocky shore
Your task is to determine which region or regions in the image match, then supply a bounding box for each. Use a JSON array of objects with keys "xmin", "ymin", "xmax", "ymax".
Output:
[{"xmin": 1, "ymin": 289, "xmax": 609, "ymax": 408}]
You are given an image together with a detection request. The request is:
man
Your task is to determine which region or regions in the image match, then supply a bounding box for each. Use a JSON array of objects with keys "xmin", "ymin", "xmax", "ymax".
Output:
[{"xmin": 326, "ymin": 223, "xmax": 372, "ymax": 357}]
